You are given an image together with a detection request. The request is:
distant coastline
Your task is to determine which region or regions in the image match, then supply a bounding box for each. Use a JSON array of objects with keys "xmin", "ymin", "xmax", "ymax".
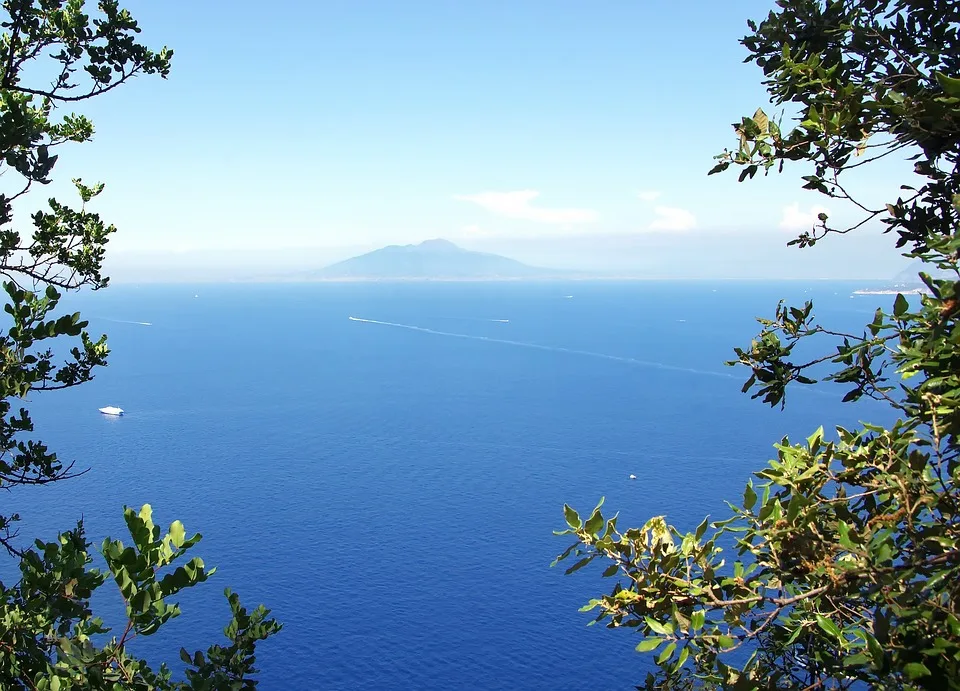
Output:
[
  {"xmin": 261, "ymin": 275, "xmax": 643, "ymax": 283},
  {"xmin": 852, "ymin": 288, "xmax": 926, "ymax": 295},
  {"xmin": 255, "ymin": 275, "xmax": 899, "ymax": 284},
  {"xmin": 209, "ymin": 275, "xmax": 913, "ymax": 285}
]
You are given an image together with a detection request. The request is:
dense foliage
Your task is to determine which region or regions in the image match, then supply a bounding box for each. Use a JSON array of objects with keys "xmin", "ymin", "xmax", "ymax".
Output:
[
  {"xmin": 556, "ymin": 1, "xmax": 960, "ymax": 689},
  {"xmin": 0, "ymin": 2, "xmax": 279, "ymax": 688}
]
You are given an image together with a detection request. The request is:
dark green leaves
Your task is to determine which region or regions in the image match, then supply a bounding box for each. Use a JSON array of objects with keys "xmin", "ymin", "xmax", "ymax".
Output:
[
  {"xmin": 935, "ymin": 72, "xmax": 960, "ymax": 98},
  {"xmin": 563, "ymin": 504, "xmax": 581, "ymax": 530},
  {"xmin": 0, "ymin": 4, "xmax": 279, "ymax": 688},
  {"xmin": 182, "ymin": 589, "xmax": 282, "ymax": 688},
  {"xmin": 729, "ymin": 300, "xmax": 833, "ymax": 408},
  {"xmin": 563, "ymin": 557, "xmax": 593, "ymax": 575},
  {"xmin": 584, "ymin": 509, "xmax": 604, "ymax": 537},
  {"xmin": 102, "ymin": 505, "xmax": 214, "ymax": 636},
  {"xmin": 559, "ymin": 2, "xmax": 960, "ymax": 689},
  {"xmin": 0, "ymin": 507, "xmax": 279, "ymax": 688},
  {"xmin": 815, "ymin": 614, "xmax": 842, "ymax": 640},
  {"xmin": 893, "ymin": 293, "xmax": 909, "ymax": 318},
  {"xmin": 903, "ymin": 662, "xmax": 932, "ymax": 680},
  {"xmin": 744, "ymin": 480, "xmax": 757, "ymax": 511}
]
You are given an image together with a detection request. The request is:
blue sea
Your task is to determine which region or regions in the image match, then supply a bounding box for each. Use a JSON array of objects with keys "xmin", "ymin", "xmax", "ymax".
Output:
[{"xmin": 16, "ymin": 281, "xmax": 895, "ymax": 689}]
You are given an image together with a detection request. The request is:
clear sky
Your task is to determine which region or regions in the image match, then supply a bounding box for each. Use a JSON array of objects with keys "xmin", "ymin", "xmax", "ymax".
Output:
[{"xmin": 32, "ymin": 1, "xmax": 916, "ymax": 280}]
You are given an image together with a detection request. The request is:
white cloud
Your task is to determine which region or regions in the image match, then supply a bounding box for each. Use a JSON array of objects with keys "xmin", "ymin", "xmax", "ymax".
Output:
[
  {"xmin": 460, "ymin": 224, "xmax": 487, "ymax": 236},
  {"xmin": 648, "ymin": 206, "xmax": 697, "ymax": 232},
  {"xmin": 453, "ymin": 190, "xmax": 598, "ymax": 224},
  {"xmin": 780, "ymin": 202, "xmax": 830, "ymax": 232},
  {"xmin": 637, "ymin": 189, "xmax": 662, "ymax": 202}
]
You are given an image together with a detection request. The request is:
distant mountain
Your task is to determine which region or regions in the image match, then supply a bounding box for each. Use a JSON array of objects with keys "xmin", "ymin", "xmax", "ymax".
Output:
[
  {"xmin": 304, "ymin": 239, "xmax": 566, "ymax": 280},
  {"xmin": 892, "ymin": 259, "xmax": 953, "ymax": 287},
  {"xmin": 852, "ymin": 260, "xmax": 953, "ymax": 294}
]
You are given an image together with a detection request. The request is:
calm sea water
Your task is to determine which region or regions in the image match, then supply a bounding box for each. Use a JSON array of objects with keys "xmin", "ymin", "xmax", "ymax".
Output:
[{"xmin": 15, "ymin": 281, "xmax": 895, "ymax": 689}]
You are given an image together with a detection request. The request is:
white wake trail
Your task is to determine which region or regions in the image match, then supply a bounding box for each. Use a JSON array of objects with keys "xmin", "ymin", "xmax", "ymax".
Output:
[
  {"xmin": 348, "ymin": 317, "xmax": 736, "ymax": 379},
  {"xmin": 96, "ymin": 318, "xmax": 152, "ymax": 326},
  {"xmin": 434, "ymin": 316, "xmax": 510, "ymax": 324}
]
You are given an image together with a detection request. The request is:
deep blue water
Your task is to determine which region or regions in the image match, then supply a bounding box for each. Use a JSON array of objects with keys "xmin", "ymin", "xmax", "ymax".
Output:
[{"xmin": 12, "ymin": 281, "xmax": 896, "ymax": 689}]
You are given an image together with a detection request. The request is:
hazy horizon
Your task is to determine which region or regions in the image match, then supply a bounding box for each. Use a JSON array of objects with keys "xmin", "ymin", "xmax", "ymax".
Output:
[
  {"xmin": 104, "ymin": 229, "xmax": 911, "ymax": 283},
  {"xmin": 32, "ymin": 0, "xmax": 916, "ymax": 283}
]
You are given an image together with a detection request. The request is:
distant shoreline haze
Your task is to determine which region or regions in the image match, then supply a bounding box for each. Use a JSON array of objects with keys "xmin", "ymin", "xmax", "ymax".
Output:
[{"xmin": 105, "ymin": 237, "xmax": 916, "ymax": 284}]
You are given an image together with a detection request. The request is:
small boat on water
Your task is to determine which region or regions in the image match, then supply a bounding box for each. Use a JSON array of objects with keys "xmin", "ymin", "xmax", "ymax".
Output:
[{"xmin": 98, "ymin": 406, "xmax": 124, "ymax": 416}]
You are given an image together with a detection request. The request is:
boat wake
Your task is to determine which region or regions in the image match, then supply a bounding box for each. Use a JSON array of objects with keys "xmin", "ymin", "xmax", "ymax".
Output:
[
  {"xmin": 434, "ymin": 316, "xmax": 510, "ymax": 324},
  {"xmin": 348, "ymin": 316, "xmax": 735, "ymax": 379},
  {"xmin": 97, "ymin": 318, "xmax": 152, "ymax": 326}
]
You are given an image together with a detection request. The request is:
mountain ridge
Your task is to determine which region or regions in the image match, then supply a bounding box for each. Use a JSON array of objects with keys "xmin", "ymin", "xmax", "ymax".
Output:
[{"xmin": 298, "ymin": 239, "xmax": 573, "ymax": 280}]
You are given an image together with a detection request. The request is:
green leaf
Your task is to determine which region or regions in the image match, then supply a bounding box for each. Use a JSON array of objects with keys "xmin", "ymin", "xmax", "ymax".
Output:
[
  {"xmin": 563, "ymin": 504, "xmax": 581, "ymax": 530},
  {"xmin": 564, "ymin": 557, "xmax": 592, "ymax": 575},
  {"xmin": 743, "ymin": 481, "xmax": 757, "ymax": 511},
  {"xmin": 636, "ymin": 637, "xmax": 662, "ymax": 653},
  {"xmin": 903, "ymin": 662, "xmax": 931, "ymax": 680},
  {"xmin": 816, "ymin": 614, "xmax": 842, "ymax": 640},
  {"xmin": 865, "ymin": 632, "xmax": 885, "ymax": 666},
  {"xmin": 806, "ymin": 426, "xmax": 824, "ymax": 449},
  {"xmin": 169, "ymin": 520, "xmax": 186, "ymax": 548},
  {"xmin": 645, "ymin": 617, "xmax": 670, "ymax": 635},
  {"xmin": 584, "ymin": 510, "xmax": 604, "ymax": 537},
  {"xmin": 551, "ymin": 542, "xmax": 578, "ymax": 565},
  {"xmin": 786, "ymin": 494, "xmax": 804, "ymax": 523},
  {"xmin": 694, "ymin": 516, "xmax": 709, "ymax": 540},
  {"xmin": 935, "ymin": 71, "xmax": 960, "ymax": 97},
  {"xmin": 843, "ymin": 653, "xmax": 871, "ymax": 667},
  {"xmin": 753, "ymin": 107, "xmax": 769, "ymax": 133},
  {"xmin": 657, "ymin": 641, "xmax": 677, "ymax": 664},
  {"xmin": 837, "ymin": 521, "xmax": 856, "ymax": 551},
  {"xmin": 893, "ymin": 293, "xmax": 909, "ymax": 317}
]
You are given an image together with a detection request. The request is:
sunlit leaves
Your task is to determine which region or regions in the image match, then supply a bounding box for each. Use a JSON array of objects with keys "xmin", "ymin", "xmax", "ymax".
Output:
[
  {"xmin": 102, "ymin": 505, "xmax": 213, "ymax": 637},
  {"xmin": 181, "ymin": 588, "xmax": 282, "ymax": 688},
  {"xmin": 0, "ymin": 507, "xmax": 278, "ymax": 687},
  {"xmin": 716, "ymin": 0, "xmax": 960, "ymax": 255},
  {"xmin": 558, "ymin": 1, "xmax": 960, "ymax": 689},
  {"xmin": 0, "ymin": 3, "xmax": 279, "ymax": 688}
]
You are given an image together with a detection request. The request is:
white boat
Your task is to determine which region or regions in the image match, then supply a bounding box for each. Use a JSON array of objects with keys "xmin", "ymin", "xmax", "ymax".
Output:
[{"xmin": 98, "ymin": 406, "xmax": 124, "ymax": 416}]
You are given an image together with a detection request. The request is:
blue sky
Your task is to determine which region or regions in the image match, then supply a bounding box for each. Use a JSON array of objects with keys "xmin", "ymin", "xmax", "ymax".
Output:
[{"xmin": 33, "ymin": 1, "xmax": 915, "ymax": 279}]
